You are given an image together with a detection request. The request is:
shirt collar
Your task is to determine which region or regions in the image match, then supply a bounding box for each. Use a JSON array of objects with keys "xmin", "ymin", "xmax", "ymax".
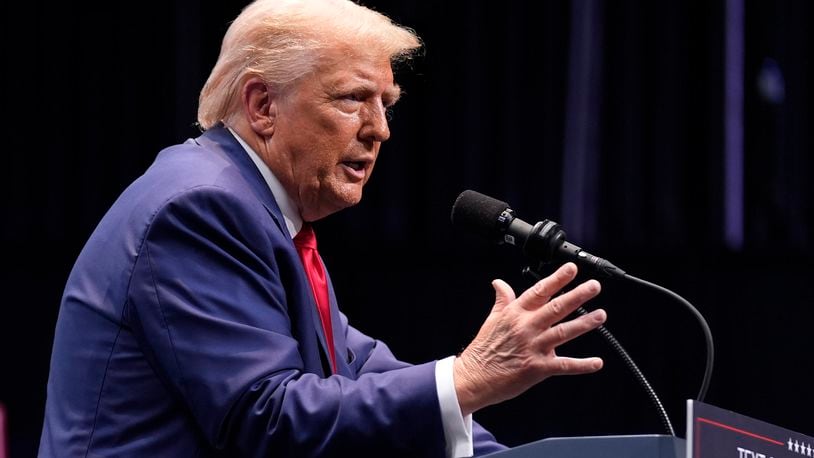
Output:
[{"xmin": 227, "ymin": 127, "xmax": 303, "ymax": 238}]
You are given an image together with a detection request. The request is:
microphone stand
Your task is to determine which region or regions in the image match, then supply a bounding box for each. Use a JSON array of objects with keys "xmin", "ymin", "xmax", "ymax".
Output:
[
  {"xmin": 448, "ymin": 190, "xmax": 714, "ymax": 437},
  {"xmin": 522, "ymin": 262, "xmax": 714, "ymax": 437}
]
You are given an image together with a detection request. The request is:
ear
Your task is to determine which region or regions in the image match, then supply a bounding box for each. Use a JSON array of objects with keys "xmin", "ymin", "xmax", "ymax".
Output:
[{"xmin": 241, "ymin": 76, "xmax": 278, "ymax": 137}]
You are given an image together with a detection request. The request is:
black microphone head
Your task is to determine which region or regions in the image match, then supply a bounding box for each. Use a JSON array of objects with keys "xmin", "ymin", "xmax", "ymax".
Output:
[{"xmin": 451, "ymin": 190, "xmax": 511, "ymax": 241}]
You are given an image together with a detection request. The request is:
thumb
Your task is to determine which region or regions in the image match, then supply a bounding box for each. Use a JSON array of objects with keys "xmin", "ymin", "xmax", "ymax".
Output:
[{"xmin": 491, "ymin": 279, "xmax": 516, "ymax": 312}]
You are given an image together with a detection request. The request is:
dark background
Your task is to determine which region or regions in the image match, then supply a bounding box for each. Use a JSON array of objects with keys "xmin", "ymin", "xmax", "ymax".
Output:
[{"xmin": 2, "ymin": 0, "xmax": 812, "ymax": 456}]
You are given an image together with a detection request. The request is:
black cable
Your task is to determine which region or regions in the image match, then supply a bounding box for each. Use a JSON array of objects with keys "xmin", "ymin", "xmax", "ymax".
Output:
[
  {"xmin": 623, "ymin": 273, "xmax": 714, "ymax": 402},
  {"xmin": 575, "ymin": 306, "xmax": 676, "ymax": 436},
  {"xmin": 523, "ymin": 266, "xmax": 676, "ymax": 435},
  {"xmin": 523, "ymin": 264, "xmax": 715, "ymax": 435},
  {"xmin": 451, "ymin": 191, "xmax": 714, "ymax": 433}
]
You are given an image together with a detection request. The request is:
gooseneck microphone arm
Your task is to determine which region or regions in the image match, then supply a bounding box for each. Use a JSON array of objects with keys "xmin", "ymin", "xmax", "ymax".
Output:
[
  {"xmin": 504, "ymin": 206, "xmax": 713, "ymax": 401},
  {"xmin": 622, "ymin": 273, "xmax": 714, "ymax": 402},
  {"xmin": 451, "ymin": 190, "xmax": 715, "ymax": 436},
  {"xmin": 522, "ymin": 267, "xmax": 677, "ymax": 436}
]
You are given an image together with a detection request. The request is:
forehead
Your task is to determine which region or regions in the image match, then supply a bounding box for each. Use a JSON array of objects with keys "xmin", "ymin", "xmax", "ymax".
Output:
[{"xmin": 313, "ymin": 48, "xmax": 400, "ymax": 97}]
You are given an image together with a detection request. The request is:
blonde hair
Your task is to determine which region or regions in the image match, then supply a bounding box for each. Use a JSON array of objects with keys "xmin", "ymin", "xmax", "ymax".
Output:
[{"xmin": 197, "ymin": 0, "xmax": 421, "ymax": 130}]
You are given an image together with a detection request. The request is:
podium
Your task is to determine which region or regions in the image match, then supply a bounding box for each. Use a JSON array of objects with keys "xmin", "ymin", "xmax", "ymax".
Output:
[
  {"xmin": 481, "ymin": 401, "xmax": 813, "ymax": 458},
  {"xmin": 483, "ymin": 435, "xmax": 686, "ymax": 458}
]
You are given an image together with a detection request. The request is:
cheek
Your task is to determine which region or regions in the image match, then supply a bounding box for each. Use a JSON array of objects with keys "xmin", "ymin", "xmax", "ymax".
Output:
[
  {"xmin": 293, "ymin": 112, "xmax": 363, "ymax": 180},
  {"xmin": 301, "ymin": 149, "xmax": 342, "ymax": 189}
]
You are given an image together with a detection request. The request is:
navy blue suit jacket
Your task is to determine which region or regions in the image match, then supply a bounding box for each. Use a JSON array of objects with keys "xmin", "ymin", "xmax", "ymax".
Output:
[{"xmin": 39, "ymin": 126, "xmax": 506, "ymax": 457}]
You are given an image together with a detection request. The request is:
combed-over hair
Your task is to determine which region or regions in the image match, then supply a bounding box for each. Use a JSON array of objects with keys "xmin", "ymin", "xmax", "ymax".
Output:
[{"xmin": 197, "ymin": 0, "xmax": 421, "ymax": 130}]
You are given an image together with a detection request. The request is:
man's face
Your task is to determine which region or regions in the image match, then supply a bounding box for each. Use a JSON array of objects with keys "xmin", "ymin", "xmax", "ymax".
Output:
[{"xmin": 267, "ymin": 49, "xmax": 401, "ymax": 221}]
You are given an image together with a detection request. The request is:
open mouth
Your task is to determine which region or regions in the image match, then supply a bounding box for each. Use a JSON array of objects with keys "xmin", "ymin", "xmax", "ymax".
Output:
[{"xmin": 342, "ymin": 161, "xmax": 365, "ymax": 171}]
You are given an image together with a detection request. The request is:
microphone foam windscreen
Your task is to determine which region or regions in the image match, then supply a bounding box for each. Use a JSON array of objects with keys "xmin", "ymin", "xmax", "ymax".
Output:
[{"xmin": 450, "ymin": 190, "xmax": 510, "ymax": 241}]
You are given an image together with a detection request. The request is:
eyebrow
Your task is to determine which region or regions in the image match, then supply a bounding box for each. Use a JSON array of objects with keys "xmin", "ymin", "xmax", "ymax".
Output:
[
  {"xmin": 384, "ymin": 84, "xmax": 402, "ymax": 106},
  {"xmin": 326, "ymin": 75, "xmax": 402, "ymax": 105},
  {"xmin": 340, "ymin": 81, "xmax": 402, "ymax": 106}
]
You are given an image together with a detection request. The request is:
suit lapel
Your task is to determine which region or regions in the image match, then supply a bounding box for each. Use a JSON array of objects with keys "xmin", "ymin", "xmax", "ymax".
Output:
[
  {"xmin": 194, "ymin": 125, "xmax": 340, "ymax": 377},
  {"xmin": 325, "ymin": 270, "xmax": 352, "ymax": 377}
]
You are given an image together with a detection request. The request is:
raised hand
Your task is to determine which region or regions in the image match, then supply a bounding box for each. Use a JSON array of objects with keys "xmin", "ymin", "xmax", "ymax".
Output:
[{"xmin": 453, "ymin": 262, "xmax": 607, "ymax": 416}]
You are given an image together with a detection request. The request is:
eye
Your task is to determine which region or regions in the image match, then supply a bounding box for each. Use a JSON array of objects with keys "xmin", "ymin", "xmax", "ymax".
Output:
[
  {"xmin": 332, "ymin": 91, "xmax": 368, "ymax": 112},
  {"xmin": 340, "ymin": 91, "xmax": 368, "ymax": 103},
  {"xmin": 331, "ymin": 92, "xmax": 364, "ymax": 113}
]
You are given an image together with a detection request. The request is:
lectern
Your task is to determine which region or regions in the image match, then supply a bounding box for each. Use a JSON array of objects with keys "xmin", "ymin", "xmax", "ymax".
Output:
[
  {"xmin": 483, "ymin": 401, "xmax": 813, "ymax": 458},
  {"xmin": 483, "ymin": 435, "xmax": 685, "ymax": 458}
]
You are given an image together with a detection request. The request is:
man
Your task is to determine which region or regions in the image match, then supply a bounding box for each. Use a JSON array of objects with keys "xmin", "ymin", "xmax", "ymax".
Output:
[{"xmin": 39, "ymin": 0, "xmax": 607, "ymax": 456}]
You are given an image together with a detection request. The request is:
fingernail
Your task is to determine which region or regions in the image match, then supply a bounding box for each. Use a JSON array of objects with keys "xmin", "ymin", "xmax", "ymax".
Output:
[{"xmin": 587, "ymin": 280, "xmax": 601, "ymax": 293}]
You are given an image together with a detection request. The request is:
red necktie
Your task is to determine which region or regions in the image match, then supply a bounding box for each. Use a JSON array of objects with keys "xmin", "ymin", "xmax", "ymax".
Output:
[{"xmin": 293, "ymin": 224, "xmax": 336, "ymax": 373}]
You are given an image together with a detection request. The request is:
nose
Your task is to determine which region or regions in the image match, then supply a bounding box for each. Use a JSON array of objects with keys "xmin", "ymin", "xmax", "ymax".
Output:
[{"xmin": 359, "ymin": 100, "xmax": 390, "ymax": 143}]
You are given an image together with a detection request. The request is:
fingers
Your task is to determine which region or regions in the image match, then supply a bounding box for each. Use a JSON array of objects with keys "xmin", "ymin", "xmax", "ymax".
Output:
[
  {"xmin": 545, "ymin": 356, "xmax": 604, "ymax": 376},
  {"xmin": 536, "ymin": 308, "xmax": 607, "ymax": 349},
  {"xmin": 515, "ymin": 263, "xmax": 578, "ymax": 311},
  {"xmin": 491, "ymin": 279, "xmax": 516, "ymax": 312},
  {"xmin": 456, "ymin": 272, "xmax": 606, "ymax": 413},
  {"xmin": 532, "ymin": 279, "xmax": 602, "ymax": 328}
]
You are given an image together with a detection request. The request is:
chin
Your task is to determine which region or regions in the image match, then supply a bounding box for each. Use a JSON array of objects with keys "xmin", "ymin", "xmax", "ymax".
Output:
[
  {"xmin": 305, "ymin": 188, "xmax": 364, "ymax": 221},
  {"xmin": 336, "ymin": 191, "xmax": 363, "ymax": 209},
  {"xmin": 334, "ymin": 183, "xmax": 365, "ymax": 207}
]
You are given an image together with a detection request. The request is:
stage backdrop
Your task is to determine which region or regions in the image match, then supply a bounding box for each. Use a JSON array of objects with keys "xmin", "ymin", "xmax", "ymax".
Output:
[{"xmin": 1, "ymin": 0, "xmax": 811, "ymax": 455}]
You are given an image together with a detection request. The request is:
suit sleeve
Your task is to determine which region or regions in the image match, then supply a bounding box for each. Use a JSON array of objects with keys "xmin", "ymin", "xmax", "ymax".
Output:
[
  {"xmin": 338, "ymin": 308, "xmax": 508, "ymax": 456},
  {"xmin": 126, "ymin": 186, "xmax": 447, "ymax": 457}
]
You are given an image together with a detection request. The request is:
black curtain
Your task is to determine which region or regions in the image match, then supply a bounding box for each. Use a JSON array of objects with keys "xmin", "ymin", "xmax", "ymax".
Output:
[{"xmin": 2, "ymin": 1, "xmax": 811, "ymax": 455}]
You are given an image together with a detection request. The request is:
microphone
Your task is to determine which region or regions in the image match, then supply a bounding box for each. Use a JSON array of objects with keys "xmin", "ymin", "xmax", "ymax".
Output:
[
  {"xmin": 451, "ymin": 189, "xmax": 625, "ymax": 278},
  {"xmin": 449, "ymin": 188, "xmax": 715, "ymax": 420}
]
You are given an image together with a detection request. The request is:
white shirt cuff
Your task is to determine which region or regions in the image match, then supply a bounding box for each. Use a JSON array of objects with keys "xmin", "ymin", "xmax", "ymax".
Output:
[{"xmin": 435, "ymin": 355, "xmax": 474, "ymax": 458}]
